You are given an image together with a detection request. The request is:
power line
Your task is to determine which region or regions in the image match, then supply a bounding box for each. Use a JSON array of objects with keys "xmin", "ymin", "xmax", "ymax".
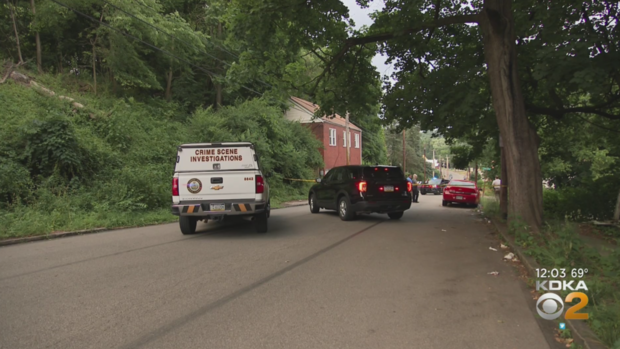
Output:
[{"xmin": 49, "ymin": 0, "xmax": 266, "ymax": 98}]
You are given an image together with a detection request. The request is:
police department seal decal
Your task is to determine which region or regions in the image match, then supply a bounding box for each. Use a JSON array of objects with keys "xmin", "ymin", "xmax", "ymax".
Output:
[{"xmin": 187, "ymin": 178, "xmax": 202, "ymax": 194}]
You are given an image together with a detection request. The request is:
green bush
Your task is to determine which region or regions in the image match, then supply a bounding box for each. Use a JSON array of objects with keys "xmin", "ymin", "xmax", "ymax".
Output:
[
  {"xmin": 190, "ymin": 98, "xmax": 324, "ymax": 183},
  {"xmin": 543, "ymin": 176, "xmax": 620, "ymax": 221},
  {"xmin": 0, "ymin": 79, "xmax": 324, "ymax": 238}
]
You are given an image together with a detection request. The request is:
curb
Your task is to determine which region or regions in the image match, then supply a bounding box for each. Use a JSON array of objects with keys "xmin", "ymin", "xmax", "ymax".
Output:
[
  {"xmin": 490, "ymin": 219, "xmax": 609, "ymax": 349},
  {"xmin": 0, "ymin": 227, "xmax": 109, "ymax": 247},
  {"xmin": 277, "ymin": 202, "xmax": 308, "ymax": 209},
  {"xmin": 0, "ymin": 221, "xmax": 178, "ymax": 248}
]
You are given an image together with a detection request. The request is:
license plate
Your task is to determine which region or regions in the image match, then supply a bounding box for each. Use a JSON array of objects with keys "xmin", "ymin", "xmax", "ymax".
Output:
[
  {"xmin": 456, "ymin": 196, "xmax": 463, "ymax": 200},
  {"xmin": 384, "ymin": 185, "xmax": 394, "ymax": 192},
  {"xmin": 210, "ymin": 204, "xmax": 225, "ymax": 211}
]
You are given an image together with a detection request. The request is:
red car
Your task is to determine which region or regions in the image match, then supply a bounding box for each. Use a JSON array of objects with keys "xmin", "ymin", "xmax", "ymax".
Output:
[{"xmin": 442, "ymin": 180, "xmax": 481, "ymax": 207}]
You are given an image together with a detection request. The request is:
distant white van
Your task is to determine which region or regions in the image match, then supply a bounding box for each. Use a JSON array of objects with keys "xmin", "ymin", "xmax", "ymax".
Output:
[{"xmin": 171, "ymin": 142, "xmax": 271, "ymax": 234}]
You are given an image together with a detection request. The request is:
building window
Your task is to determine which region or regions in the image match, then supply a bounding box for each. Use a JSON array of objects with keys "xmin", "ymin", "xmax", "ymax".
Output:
[
  {"xmin": 343, "ymin": 131, "xmax": 347, "ymax": 147},
  {"xmin": 355, "ymin": 133, "xmax": 360, "ymax": 148},
  {"xmin": 329, "ymin": 128, "xmax": 336, "ymax": 146}
]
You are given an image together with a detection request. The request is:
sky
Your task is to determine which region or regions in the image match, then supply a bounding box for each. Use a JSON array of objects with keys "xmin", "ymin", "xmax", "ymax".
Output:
[{"xmin": 341, "ymin": 0, "xmax": 395, "ymax": 80}]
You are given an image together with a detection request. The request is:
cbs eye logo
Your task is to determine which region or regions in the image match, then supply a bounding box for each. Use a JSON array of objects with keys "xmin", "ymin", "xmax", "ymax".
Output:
[{"xmin": 536, "ymin": 292, "xmax": 589, "ymax": 320}]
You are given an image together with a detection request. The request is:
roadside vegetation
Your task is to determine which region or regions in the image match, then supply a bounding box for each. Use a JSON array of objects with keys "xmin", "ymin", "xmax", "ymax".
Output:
[
  {"xmin": 480, "ymin": 195, "xmax": 620, "ymax": 348},
  {"xmin": 0, "ymin": 76, "xmax": 323, "ymax": 238}
]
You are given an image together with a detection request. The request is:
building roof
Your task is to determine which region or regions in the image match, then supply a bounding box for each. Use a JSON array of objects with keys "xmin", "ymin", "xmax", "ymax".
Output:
[{"xmin": 290, "ymin": 96, "xmax": 362, "ymax": 132}]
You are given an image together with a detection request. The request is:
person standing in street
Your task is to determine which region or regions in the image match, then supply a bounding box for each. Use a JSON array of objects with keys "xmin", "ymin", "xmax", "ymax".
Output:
[
  {"xmin": 412, "ymin": 174, "xmax": 420, "ymax": 203},
  {"xmin": 492, "ymin": 176, "xmax": 501, "ymax": 201}
]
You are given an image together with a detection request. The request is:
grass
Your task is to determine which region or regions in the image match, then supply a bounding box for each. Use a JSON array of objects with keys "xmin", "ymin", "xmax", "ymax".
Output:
[
  {"xmin": 0, "ymin": 184, "xmax": 312, "ymax": 240},
  {"xmin": 0, "ymin": 208, "xmax": 178, "ymax": 239},
  {"xmin": 480, "ymin": 198, "xmax": 620, "ymax": 348}
]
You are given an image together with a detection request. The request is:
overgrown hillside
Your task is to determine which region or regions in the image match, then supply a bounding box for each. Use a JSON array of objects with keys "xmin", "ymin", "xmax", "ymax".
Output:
[{"xmin": 0, "ymin": 72, "xmax": 323, "ymax": 239}]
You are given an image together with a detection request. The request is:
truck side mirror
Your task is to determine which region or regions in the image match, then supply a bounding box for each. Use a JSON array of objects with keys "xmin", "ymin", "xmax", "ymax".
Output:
[{"xmin": 316, "ymin": 178, "xmax": 322, "ymax": 183}]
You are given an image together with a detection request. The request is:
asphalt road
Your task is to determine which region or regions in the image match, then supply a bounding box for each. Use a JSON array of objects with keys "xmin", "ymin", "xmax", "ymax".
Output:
[{"xmin": 0, "ymin": 195, "xmax": 551, "ymax": 349}]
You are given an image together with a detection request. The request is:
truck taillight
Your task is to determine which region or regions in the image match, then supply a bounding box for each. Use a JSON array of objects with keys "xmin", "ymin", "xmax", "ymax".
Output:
[
  {"xmin": 172, "ymin": 177, "xmax": 179, "ymax": 196},
  {"xmin": 256, "ymin": 175, "xmax": 265, "ymax": 194},
  {"xmin": 358, "ymin": 181, "xmax": 367, "ymax": 193},
  {"xmin": 407, "ymin": 182, "xmax": 412, "ymax": 192}
]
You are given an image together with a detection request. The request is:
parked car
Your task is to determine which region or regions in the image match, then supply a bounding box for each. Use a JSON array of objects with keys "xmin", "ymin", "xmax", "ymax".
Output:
[
  {"xmin": 442, "ymin": 180, "xmax": 481, "ymax": 207},
  {"xmin": 308, "ymin": 165, "xmax": 412, "ymax": 221},
  {"xmin": 171, "ymin": 142, "xmax": 271, "ymax": 235},
  {"xmin": 420, "ymin": 178, "xmax": 450, "ymax": 195}
]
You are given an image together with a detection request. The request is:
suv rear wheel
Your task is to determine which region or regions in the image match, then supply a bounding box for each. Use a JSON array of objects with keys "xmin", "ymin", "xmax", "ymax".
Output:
[
  {"xmin": 387, "ymin": 211, "xmax": 404, "ymax": 220},
  {"xmin": 309, "ymin": 193, "xmax": 320, "ymax": 213},
  {"xmin": 338, "ymin": 196, "xmax": 356, "ymax": 221},
  {"xmin": 179, "ymin": 216, "xmax": 198, "ymax": 235},
  {"xmin": 254, "ymin": 211, "xmax": 268, "ymax": 233}
]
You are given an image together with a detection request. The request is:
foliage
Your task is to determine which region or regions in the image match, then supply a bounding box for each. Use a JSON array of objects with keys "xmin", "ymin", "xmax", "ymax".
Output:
[
  {"xmin": 543, "ymin": 176, "xmax": 620, "ymax": 222},
  {"xmin": 189, "ymin": 98, "xmax": 324, "ymax": 181},
  {"xmin": 482, "ymin": 197, "xmax": 620, "ymax": 348},
  {"xmin": 0, "ymin": 76, "xmax": 324, "ymax": 238}
]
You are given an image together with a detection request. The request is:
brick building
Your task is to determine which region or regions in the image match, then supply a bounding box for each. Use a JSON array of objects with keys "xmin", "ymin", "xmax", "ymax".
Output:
[{"xmin": 284, "ymin": 96, "xmax": 362, "ymax": 175}]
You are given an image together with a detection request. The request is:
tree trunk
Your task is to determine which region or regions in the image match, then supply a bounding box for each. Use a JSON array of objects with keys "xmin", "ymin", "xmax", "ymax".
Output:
[
  {"xmin": 92, "ymin": 44, "xmax": 97, "ymax": 94},
  {"xmin": 500, "ymin": 142, "xmax": 508, "ymax": 220},
  {"xmin": 91, "ymin": 10, "xmax": 105, "ymax": 95},
  {"xmin": 30, "ymin": 0, "xmax": 42, "ymax": 73},
  {"xmin": 613, "ymin": 188, "xmax": 620, "ymax": 222},
  {"xmin": 111, "ymin": 70, "xmax": 117, "ymax": 94},
  {"xmin": 480, "ymin": 0, "xmax": 543, "ymax": 233},
  {"xmin": 8, "ymin": 0, "xmax": 24, "ymax": 64},
  {"xmin": 215, "ymin": 22, "xmax": 223, "ymax": 109},
  {"xmin": 165, "ymin": 69, "xmax": 173, "ymax": 101}
]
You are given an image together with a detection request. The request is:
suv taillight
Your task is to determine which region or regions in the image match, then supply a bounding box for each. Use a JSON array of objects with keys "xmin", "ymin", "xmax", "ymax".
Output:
[
  {"xmin": 407, "ymin": 182, "xmax": 412, "ymax": 192},
  {"xmin": 172, "ymin": 177, "xmax": 179, "ymax": 196},
  {"xmin": 358, "ymin": 181, "xmax": 367, "ymax": 193},
  {"xmin": 256, "ymin": 175, "xmax": 265, "ymax": 193}
]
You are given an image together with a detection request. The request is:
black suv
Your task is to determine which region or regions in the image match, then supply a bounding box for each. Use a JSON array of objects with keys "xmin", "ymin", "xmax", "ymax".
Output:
[{"xmin": 308, "ymin": 165, "xmax": 412, "ymax": 221}]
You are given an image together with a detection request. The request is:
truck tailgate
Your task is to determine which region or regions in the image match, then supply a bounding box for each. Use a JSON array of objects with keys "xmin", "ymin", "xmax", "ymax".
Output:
[{"xmin": 178, "ymin": 172, "xmax": 256, "ymax": 201}]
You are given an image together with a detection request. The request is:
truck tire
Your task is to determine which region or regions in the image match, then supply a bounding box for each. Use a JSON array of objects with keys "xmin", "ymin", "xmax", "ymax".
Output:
[
  {"xmin": 179, "ymin": 216, "xmax": 198, "ymax": 235},
  {"xmin": 309, "ymin": 193, "xmax": 320, "ymax": 213},
  {"xmin": 338, "ymin": 196, "xmax": 356, "ymax": 221},
  {"xmin": 387, "ymin": 211, "xmax": 404, "ymax": 220},
  {"xmin": 266, "ymin": 200, "xmax": 271, "ymax": 218},
  {"xmin": 254, "ymin": 211, "xmax": 268, "ymax": 233}
]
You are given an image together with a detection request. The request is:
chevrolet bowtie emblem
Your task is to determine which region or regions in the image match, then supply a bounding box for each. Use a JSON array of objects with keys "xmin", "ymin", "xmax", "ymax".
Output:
[{"xmin": 211, "ymin": 185, "xmax": 224, "ymax": 190}]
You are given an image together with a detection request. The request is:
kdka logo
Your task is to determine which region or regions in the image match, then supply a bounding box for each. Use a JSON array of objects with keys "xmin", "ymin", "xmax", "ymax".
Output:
[{"xmin": 535, "ymin": 280, "xmax": 589, "ymax": 321}]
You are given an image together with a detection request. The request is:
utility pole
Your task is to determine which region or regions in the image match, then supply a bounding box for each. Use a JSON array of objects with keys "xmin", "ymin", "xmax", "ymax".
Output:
[
  {"xmin": 475, "ymin": 161, "xmax": 478, "ymax": 184},
  {"xmin": 500, "ymin": 135, "xmax": 508, "ymax": 219},
  {"xmin": 402, "ymin": 129, "xmax": 406, "ymax": 172},
  {"xmin": 432, "ymin": 149, "xmax": 436, "ymax": 178},
  {"xmin": 423, "ymin": 147, "xmax": 426, "ymax": 182},
  {"xmin": 346, "ymin": 112, "xmax": 350, "ymax": 165}
]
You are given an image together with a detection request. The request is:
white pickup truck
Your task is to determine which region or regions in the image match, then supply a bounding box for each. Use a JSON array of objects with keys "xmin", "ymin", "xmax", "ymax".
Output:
[{"xmin": 171, "ymin": 142, "xmax": 271, "ymax": 234}]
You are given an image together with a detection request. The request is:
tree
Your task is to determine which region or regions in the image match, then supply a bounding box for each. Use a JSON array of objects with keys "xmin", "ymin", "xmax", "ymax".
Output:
[
  {"xmin": 224, "ymin": 0, "xmax": 620, "ymax": 233},
  {"xmin": 30, "ymin": 0, "xmax": 42, "ymax": 73},
  {"xmin": 7, "ymin": 0, "xmax": 24, "ymax": 64}
]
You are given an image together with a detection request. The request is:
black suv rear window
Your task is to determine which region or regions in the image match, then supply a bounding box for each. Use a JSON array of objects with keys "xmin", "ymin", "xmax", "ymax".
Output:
[{"xmin": 363, "ymin": 167, "xmax": 404, "ymax": 180}]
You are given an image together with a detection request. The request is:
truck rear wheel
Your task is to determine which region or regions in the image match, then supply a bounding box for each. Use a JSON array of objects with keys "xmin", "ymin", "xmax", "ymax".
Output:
[
  {"xmin": 387, "ymin": 211, "xmax": 404, "ymax": 220},
  {"xmin": 254, "ymin": 211, "xmax": 268, "ymax": 233},
  {"xmin": 179, "ymin": 216, "xmax": 198, "ymax": 235}
]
